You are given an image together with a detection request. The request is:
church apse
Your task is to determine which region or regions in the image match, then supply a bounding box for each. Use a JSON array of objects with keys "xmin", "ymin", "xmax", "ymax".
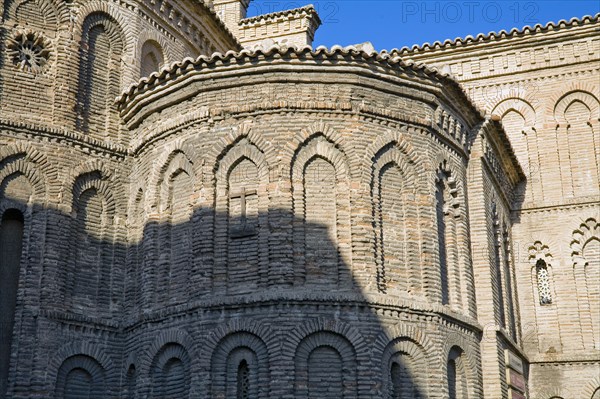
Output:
[{"xmin": 0, "ymin": 44, "xmax": 500, "ymax": 397}]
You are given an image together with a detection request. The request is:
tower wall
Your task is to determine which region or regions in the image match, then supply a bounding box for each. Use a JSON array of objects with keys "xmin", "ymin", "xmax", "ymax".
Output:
[{"xmin": 400, "ymin": 15, "xmax": 600, "ymax": 399}]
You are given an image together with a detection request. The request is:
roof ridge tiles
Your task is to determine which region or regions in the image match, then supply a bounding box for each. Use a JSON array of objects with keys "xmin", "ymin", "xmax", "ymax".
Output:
[
  {"xmin": 384, "ymin": 13, "xmax": 599, "ymax": 55},
  {"xmin": 118, "ymin": 44, "xmax": 463, "ymax": 106},
  {"xmin": 239, "ymin": 4, "xmax": 319, "ymax": 25}
]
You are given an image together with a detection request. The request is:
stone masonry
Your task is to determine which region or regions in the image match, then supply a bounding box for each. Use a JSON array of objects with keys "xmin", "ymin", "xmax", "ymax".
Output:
[{"xmin": 0, "ymin": 1, "xmax": 598, "ymax": 398}]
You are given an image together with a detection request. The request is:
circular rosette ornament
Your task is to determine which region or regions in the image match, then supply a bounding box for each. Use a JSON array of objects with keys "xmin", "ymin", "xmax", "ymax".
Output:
[{"xmin": 7, "ymin": 30, "xmax": 51, "ymax": 74}]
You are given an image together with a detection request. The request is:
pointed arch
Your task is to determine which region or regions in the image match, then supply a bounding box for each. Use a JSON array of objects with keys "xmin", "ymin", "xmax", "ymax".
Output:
[
  {"xmin": 146, "ymin": 140, "xmax": 202, "ymax": 213},
  {"xmin": 125, "ymin": 364, "xmax": 136, "ymax": 399},
  {"xmin": 552, "ymin": 90, "xmax": 600, "ymax": 198},
  {"xmin": 280, "ymin": 121, "xmax": 354, "ymax": 178},
  {"xmin": 371, "ymin": 140, "xmax": 421, "ymax": 295},
  {"xmin": 61, "ymin": 160, "xmax": 120, "ymax": 214},
  {"xmin": 214, "ymin": 135, "xmax": 270, "ymax": 295},
  {"xmin": 291, "ymin": 133, "xmax": 351, "ymax": 288},
  {"xmin": 0, "ymin": 149, "xmax": 50, "ymax": 393},
  {"xmin": 154, "ymin": 150, "xmax": 195, "ymax": 304},
  {"xmin": 207, "ymin": 122, "xmax": 276, "ymax": 177},
  {"xmin": 553, "ymin": 90, "xmax": 600, "ymax": 124},
  {"xmin": 66, "ymin": 171, "xmax": 117, "ymax": 316},
  {"xmin": 491, "ymin": 97, "xmax": 537, "ymax": 129},
  {"xmin": 125, "ymin": 187, "xmax": 144, "ymax": 314},
  {"xmin": 155, "ymin": 151, "xmax": 195, "ymax": 212},
  {"xmin": 363, "ymin": 129, "xmax": 425, "ymax": 183}
]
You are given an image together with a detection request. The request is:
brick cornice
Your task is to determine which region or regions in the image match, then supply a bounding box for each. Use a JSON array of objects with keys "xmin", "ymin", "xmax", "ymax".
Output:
[
  {"xmin": 0, "ymin": 119, "xmax": 128, "ymax": 160},
  {"xmin": 120, "ymin": 292, "xmax": 483, "ymax": 333}
]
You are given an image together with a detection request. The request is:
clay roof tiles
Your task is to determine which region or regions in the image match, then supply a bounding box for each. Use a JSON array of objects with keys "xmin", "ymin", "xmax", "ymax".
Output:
[
  {"xmin": 239, "ymin": 4, "xmax": 321, "ymax": 26},
  {"xmin": 117, "ymin": 44, "xmax": 468, "ymax": 107},
  {"xmin": 386, "ymin": 13, "xmax": 599, "ymax": 55}
]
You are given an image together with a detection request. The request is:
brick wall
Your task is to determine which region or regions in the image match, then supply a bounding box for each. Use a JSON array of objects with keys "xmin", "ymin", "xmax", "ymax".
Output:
[
  {"xmin": 1, "ymin": 1, "xmax": 597, "ymax": 398},
  {"xmin": 402, "ymin": 15, "xmax": 600, "ymax": 399}
]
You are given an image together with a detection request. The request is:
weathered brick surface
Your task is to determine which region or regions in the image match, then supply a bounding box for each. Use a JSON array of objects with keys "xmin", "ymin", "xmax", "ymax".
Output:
[
  {"xmin": 401, "ymin": 13, "xmax": 600, "ymax": 399},
  {"xmin": 0, "ymin": 1, "xmax": 598, "ymax": 398}
]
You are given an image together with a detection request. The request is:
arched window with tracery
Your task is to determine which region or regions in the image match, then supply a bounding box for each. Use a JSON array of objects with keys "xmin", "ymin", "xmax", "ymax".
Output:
[{"xmin": 536, "ymin": 259, "xmax": 552, "ymax": 305}]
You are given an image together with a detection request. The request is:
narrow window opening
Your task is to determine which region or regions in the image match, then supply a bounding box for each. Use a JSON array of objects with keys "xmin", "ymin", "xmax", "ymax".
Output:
[
  {"xmin": 0, "ymin": 209, "xmax": 24, "ymax": 397},
  {"xmin": 447, "ymin": 359, "xmax": 457, "ymax": 399},
  {"xmin": 391, "ymin": 362, "xmax": 402, "ymax": 398},
  {"xmin": 126, "ymin": 364, "xmax": 136, "ymax": 399},
  {"xmin": 502, "ymin": 230, "xmax": 517, "ymax": 341},
  {"xmin": 492, "ymin": 208, "xmax": 506, "ymax": 329},
  {"xmin": 236, "ymin": 359, "xmax": 250, "ymax": 399},
  {"xmin": 436, "ymin": 180, "xmax": 449, "ymax": 305}
]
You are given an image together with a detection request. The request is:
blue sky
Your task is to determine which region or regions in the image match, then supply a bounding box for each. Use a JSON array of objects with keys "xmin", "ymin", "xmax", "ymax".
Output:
[{"xmin": 247, "ymin": 1, "xmax": 600, "ymax": 51}]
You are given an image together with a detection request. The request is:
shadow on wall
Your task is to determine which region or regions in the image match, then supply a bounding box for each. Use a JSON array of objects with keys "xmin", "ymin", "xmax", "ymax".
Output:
[{"xmin": 0, "ymin": 193, "xmax": 442, "ymax": 399}]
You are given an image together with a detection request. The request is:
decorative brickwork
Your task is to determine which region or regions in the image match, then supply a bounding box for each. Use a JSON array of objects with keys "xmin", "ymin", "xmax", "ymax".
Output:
[
  {"xmin": 7, "ymin": 30, "xmax": 51, "ymax": 74},
  {"xmin": 54, "ymin": 355, "xmax": 107, "ymax": 399},
  {"xmin": 140, "ymin": 39, "xmax": 164, "ymax": 78},
  {"xmin": 149, "ymin": 343, "xmax": 190, "ymax": 398},
  {"xmin": 0, "ymin": 2, "xmax": 598, "ymax": 398},
  {"xmin": 76, "ymin": 12, "xmax": 124, "ymax": 140}
]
